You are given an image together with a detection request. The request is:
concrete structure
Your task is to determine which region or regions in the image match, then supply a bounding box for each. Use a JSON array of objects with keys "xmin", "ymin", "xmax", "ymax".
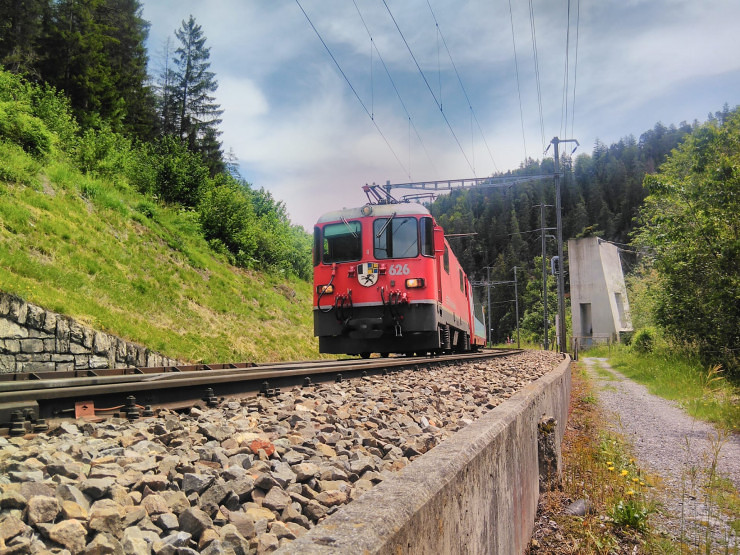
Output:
[
  {"xmin": 568, "ymin": 237, "xmax": 632, "ymax": 347},
  {"xmin": 278, "ymin": 355, "xmax": 571, "ymax": 555}
]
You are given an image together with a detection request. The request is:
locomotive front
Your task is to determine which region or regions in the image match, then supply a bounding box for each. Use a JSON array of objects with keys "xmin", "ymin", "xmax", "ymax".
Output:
[{"xmin": 312, "ymin": 203, "xmax": 443, "ymax": 357}]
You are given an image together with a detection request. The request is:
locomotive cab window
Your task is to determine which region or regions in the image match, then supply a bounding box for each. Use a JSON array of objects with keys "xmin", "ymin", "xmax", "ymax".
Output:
[
  {"xmin": 374, "ymin": 217, "xmax": 418, "ymax": 259},
  {"xmin": 459, "ymin": 269, "xmax": 464, "ymax": 293},
  {"xmin": 420, "ymin": 217, "xmax": 434, "ymax": 257},
  {"xmin": 322, "ymin": 221, "xmax": 362, "ymax": 263},
  {"xmin": 443, "ymin": 245, "xmax": 450, "ymax": 273},
  {"xmin": 312, "ymin": 227, "xmax": 321, "ymax": 266}
]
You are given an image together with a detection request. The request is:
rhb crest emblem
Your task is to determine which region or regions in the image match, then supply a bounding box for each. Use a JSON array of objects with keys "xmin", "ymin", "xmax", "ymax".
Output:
[{"xmin": 357, "ymin": 262, "xmax": 379, "ymax": 287}]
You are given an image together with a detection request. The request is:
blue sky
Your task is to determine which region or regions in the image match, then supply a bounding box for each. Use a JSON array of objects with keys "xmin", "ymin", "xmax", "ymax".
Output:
[{"xmin": 141, "ymin": 0, "xmax": 740, "ymax": 230}]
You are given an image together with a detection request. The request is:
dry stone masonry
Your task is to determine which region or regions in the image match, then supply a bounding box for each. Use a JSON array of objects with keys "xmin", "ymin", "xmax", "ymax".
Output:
[
  {"xmin": 0, "ymin": 351, "xmax": 562, "ymax": 554},
  {"xmin": 0, "ymin": 292, "xmax": 179, "ymax": 374}
]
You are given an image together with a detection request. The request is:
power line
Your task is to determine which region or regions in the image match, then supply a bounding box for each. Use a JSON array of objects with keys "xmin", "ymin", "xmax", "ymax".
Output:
[
  {"xmin": 382, "ymin": 0, "xmax": 476, "ymax": 175},
  {"xmin": 426, "ymin": 0, "xmax": 499, "ymax": 173},
  {"xmin": 507, "ymin": 0, "xmax": 528, "ymax": 163},
  {"xmin": 295, "ymin": 0, "xmax": 410, "ymax": 178},
  {"xmin": 528, "ymin": 0, "xmax": 546, "ymax": 154},
  {"xmin": 570, "ymin": 0, "xmax": 581, "ymax": 141},
  {"xmin": 560, "ymin": 0, "xmax": 572, "ymax": 139},
  {"xmin": 351, "ymin": 0, "xmax": 439, "ymax": 176}
]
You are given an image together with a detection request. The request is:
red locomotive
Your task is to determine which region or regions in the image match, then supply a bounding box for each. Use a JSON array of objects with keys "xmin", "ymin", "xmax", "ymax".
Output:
[{"xmin": 313, "ymin": 200, "xmax": 486, "ymax": 357}]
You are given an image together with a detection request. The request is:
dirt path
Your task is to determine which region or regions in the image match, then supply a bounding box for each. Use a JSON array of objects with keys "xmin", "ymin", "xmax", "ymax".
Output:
[{"xmin": 582, "ymin": 357, "xmax": 739, "ymax": 550}]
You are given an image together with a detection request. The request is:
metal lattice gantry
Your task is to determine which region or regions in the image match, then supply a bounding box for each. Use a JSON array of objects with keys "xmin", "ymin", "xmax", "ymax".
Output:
[{"xmin": 363, "ymin": 174, "xmax": 553, "ymax": 204}]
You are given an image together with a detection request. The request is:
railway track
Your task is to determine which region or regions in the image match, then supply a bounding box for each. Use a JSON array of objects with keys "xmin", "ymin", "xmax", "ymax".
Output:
[{"xmin": 0, "ymin": 349, "xmax": 521, "ymax": 436}]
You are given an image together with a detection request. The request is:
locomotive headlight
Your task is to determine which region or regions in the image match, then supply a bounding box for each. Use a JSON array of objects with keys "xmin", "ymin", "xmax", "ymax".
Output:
[
  {"xmin": 405, "ymin": 278, "xmax": 425, "ymax": 289},
  {"xmin": 317, "ymin": 284, "xmax": 334, "ymax": 294}
]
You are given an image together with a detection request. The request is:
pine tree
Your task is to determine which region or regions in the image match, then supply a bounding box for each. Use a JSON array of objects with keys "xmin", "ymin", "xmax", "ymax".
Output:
[
  {"xmin": 162, "ymin": 15, "xmax": 224, "ymax": 175},
  {"xmin": 36, "ymin": 0, "xmax": 154, "ymax": 135},
  {"xmin": 0, "ymin": 0, "xmax": 46, "ymax": 78}
]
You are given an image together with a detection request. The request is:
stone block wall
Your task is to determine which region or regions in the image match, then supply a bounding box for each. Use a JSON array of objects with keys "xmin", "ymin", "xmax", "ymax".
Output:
[{"xmin": 0, "ymin": 292, "xmax": 180, "ymax": 373}]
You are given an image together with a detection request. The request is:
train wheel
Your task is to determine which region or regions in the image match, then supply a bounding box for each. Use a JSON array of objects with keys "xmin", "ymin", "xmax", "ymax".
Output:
[{"xmin": 360, "ymin": 352, "xmax": 371, "ymax": 359}]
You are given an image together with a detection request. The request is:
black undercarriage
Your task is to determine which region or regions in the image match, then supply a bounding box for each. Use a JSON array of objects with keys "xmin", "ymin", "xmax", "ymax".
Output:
[{"xmin": 314, "ymin": 303, "xmax": 471, "ymax": 356}]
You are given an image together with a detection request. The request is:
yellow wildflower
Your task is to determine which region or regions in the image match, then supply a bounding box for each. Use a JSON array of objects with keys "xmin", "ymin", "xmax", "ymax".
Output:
[
  {"xmin": 632, "ymin": 478, "xmax": 639, "ymax": 483},
  {"xmin": 607, "ymin": 467, "xmax": 615, "ymax": 472},
  {"xmin": 626, "ymin": 490, "xmax": 635, "ymax": 496},
  {"xmin": 621, "ymin": 469, "xmax": 629, "ymax": 477},
  {"xmin": 606, "ymin": 461, "xmax": 614, "ymax": 466}
]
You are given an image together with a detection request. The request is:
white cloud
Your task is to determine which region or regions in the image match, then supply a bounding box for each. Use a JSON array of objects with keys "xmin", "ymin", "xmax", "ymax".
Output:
[{"xmin": 142, "ymin": 0, "xmax": 740, "ymax": 229}]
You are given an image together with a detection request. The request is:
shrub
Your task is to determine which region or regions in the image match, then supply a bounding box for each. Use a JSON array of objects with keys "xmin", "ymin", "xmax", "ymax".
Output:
[
  {"xmin": 149, "ymin": 136, "xmax": 210, "ymax": 207},
  {"xmin": 73, "ymin": 125, "xmax": 133, "ymax": 178},
  {"xmin": 30, "ymin": 83, "xmax": 79, "ymax": 147},
  {"xmin": 631, "ymin": 328, "xmax": 654, "ymax": 354},
  {"xmin": 0, "ymin": 100, "xmax": 53, "ymax": 157},
  {"xmin": 0, "ymin": 141, "xmax": 41, "ymax": 185}
]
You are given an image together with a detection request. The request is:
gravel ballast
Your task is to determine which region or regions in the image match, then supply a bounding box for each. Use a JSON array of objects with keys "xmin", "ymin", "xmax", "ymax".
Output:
[
  {"xmin": 583, "ymin": 357, "xmax": 739, "ymax": 549},
  {"xmin": 0, "ymin": 351, "xmax": 562, "ymax": 554}
]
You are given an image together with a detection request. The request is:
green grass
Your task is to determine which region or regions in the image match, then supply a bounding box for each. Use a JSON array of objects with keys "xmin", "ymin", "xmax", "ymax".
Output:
[
  {"xmin": 0, "ymin": 144, "xmax": 320, "ymax": 363},
  {"xmin": 584, "ymin": 344, "xmax": 740, "ymax": 433}
]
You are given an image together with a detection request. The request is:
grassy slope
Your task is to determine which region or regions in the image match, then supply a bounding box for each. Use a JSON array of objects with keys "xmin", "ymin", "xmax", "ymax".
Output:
[
  {"xmin": 585, "ymin": 344, "xmax": 740, "ymax": 432},
  {"xmin": 0, "ymin": 150, "xmax": 319, "ymax": 363}
]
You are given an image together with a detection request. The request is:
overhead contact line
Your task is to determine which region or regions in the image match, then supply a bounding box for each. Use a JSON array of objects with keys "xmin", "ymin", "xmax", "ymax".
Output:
[
  {"xmin": 295, "ymin": 0, "xmax": 410, "ymax": 179},
  {"xmin": 381, "ymin": 0, "xmax": 476, "ymax": 176}
]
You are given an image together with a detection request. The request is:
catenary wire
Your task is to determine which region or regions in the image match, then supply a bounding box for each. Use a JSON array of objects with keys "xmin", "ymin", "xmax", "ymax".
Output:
[
  {"xmin": 351, "ymin": 0, "xmax": 439, "ymax": 176},
  {"xmin": 570, "ymin": 0, "xmax": 580, "ymax": 140},
  {"xmin": 508, "ymin": 0, "xmax": 528, "ymax": 164},
  {"xmin": 528, "ymin": 0, "xmax": 546, "ymax": 154},
  {"xmin": 382, "ymin": 0, "xmax": 476, "ymax": 175},
  {"xmin": 560, "ymin": 0, "xmax": 571, "ymax": 139},
  {"xmin": 426, "ymin": 0, "xmax": 499, "ymax": 173},
  {"xmin": 295, "ymin": 0, "xmax": 410, "ymax": 178}
]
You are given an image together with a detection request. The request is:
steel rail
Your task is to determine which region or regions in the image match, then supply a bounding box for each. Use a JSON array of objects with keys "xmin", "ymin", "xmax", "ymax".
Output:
[{"xmin": 1, "ymin": 350, "xmax": 521, "ymax": 433}]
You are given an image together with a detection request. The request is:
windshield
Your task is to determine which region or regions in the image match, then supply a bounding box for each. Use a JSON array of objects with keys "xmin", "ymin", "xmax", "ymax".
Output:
[
  {"xmin": 321, "ymin": 221, "xmax": 362, "ymax": 263},
  {"xmin": 373, "ymin": 217, "xmax": 418, "ymax": 259}
]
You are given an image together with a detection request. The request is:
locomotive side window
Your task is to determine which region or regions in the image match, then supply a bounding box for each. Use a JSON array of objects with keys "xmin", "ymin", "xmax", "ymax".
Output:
[
  {"xmin": 420, "ymin": 217, "xmax": 434, "ymax": 257},
  {"xmin": 373, "ymin": 217, "xmax": 418, "ymax": 259},
  {"xmin": 313, "ymin": 227, "xmax": 321, "ymax": 266},
  {"xmin": 443, "ymin": 245, "xmax": 450, "ymax": 273},
  {"xmin": 459, "ymin": 269, "xmax": 464, "ymax": 293},
  {"xmin": 322, "ymin": 221, "xmax": 362, "ymax": 263}
]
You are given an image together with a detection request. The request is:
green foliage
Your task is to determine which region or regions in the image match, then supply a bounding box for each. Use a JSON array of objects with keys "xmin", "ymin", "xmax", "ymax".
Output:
[
  {"xmin": 74, "ymin": 124, "xmax": 133, "ymax": 178},
  {"xmin": 633, "ymin": 108, "xmax": 740, "ymax": 375},
  {"xmin": 430, "ymin": 124, "xmax": 690, "ymax": 343},
  {"xmin": 0, "ymin": 100, "xmax": 52, "ymax": 156},
  {"xmin": 30, "ymin": 83, "xmax": 79, "ymax": 146},
  {"xmin": 130, "ymin": 135, "xmax": 209, "ymax": 206},
  {"xmin": 199, "ymin": 175, "xmax": 259, "ymax": 261},
  {"xmin": 0, "ymin": 161, "xmax": 319, "ymax": 363},
  {"xmin": 159, "ymin": 15, "xmax": 223, "ymax": 174},
  {"xmin": 631, "ymin": 328, "xmax": 654, "ymax": 354},
  {"xmin": 587, "ymin": 344, "xmax": 740, "ymax": 431},
  {"xmin": 0, "ymin": 141, "xmax": 42, "ymax": 185},
  {"xmin": 610, "ymin": 498, "xmax": 651, "ymax": 531},
  {"xmin": 35, "ymin": 0, "xmax": 155, "ymax": 137}
]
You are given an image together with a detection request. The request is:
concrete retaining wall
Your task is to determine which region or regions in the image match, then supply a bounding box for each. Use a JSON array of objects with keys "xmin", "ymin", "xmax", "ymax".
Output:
[
  {"xmin": 279, "ymin": 355, "xmax": 571, "ymax": 555},
  {"xmin": 0, "ymin": 291, "xmax": 180, "ymax": 373}
]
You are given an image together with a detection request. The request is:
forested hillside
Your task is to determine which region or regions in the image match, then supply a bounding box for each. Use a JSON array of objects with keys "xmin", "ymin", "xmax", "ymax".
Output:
[
  {"xmin": 1, "ymin": 0, "xmax": 311, "ymax": 279},
  {"xmin": 429, "ymin": 106, "xmax": 735, "ymax": 347},
  {"xmin": 0, "ymin": 1, "xmax": 317, "ymax": 361}
]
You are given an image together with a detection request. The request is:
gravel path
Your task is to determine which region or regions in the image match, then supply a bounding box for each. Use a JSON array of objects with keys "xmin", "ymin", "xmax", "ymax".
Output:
[{"xmin": 582, "ymin": 357, "xmax": 739, "ymax": 550}]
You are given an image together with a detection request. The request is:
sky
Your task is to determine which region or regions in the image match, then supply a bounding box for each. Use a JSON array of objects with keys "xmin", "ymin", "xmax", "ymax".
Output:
[{"xmin": 141, "ymin": 0, "xmax": 740, "ymax": 230}]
